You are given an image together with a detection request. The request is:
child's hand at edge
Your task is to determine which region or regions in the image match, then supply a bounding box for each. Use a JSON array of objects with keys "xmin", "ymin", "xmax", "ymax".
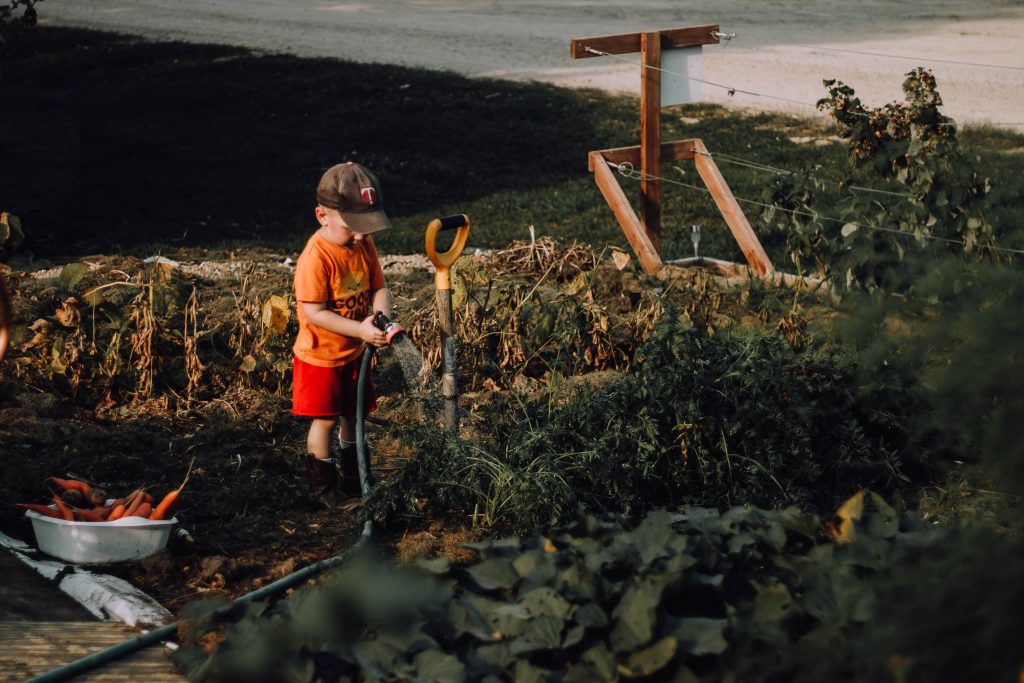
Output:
[{"xmin": 358, "ymin": 315, "xmax": 389, "ymax": 348}]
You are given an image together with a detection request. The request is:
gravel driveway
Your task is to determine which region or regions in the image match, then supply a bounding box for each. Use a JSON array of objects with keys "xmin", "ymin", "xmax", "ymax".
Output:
[{"xmin": 38, "ymin": 1, "xmax": 1024, "ymax": 129}]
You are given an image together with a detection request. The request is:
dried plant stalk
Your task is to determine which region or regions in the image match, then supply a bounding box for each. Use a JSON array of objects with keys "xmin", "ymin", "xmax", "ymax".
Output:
[
  {"xmin": 128, "ymin": 283, "xmax": 158, "ymax": 398},
  {"xmin": 229, "ymin": 262, "xmax": 260, "ymax": 360},
  {"xmin": 184, "ymin": 286, "xmax": 205, "ymax": 402},
  {"xmin": 487, "ymin": 236, "xmax": 597, "ymax": 282}
]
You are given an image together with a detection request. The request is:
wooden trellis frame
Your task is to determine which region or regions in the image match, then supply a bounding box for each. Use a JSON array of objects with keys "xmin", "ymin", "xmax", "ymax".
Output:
[
  {"xmin": 572, "ymin": 25, "xmax": 774, "ymax": 276},
  {"xmin": 588, "ymin": 139, "xmax": 773, "ymax": 275}
]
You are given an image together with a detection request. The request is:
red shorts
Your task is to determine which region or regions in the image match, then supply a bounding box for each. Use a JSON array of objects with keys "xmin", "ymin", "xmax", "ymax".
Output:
[{"xmin": 292, "ymin": 355, "xmax": 377, "ymax": 418}]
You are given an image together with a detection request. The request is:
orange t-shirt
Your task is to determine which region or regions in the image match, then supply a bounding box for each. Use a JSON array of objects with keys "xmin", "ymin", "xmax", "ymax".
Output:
[{"xmin": 293, "ymin": 231, "xmax": 386, "ymax": 367}]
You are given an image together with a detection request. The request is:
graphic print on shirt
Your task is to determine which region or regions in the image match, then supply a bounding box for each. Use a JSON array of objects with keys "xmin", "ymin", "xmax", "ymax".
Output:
[{"xmin": 329, "ymin": 269, "xmax": 372, "ymax": 320}]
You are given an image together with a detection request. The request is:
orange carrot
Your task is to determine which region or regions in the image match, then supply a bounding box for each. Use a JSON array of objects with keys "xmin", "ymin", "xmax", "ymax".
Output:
[
  {"xmin": 149, "ymin": 457, "xmax": 194, "ymax": 520},
  {"xmin": 108, "ymin": 504, "xmax": 127, "ymax": 521},
  {"xmin": 110, "ymin": 490, "xmax": 153, "ymax": 508},
  {"xmin": 91, "ymin": 505, "xmax": 112, "ymax": 519},
  {"xmin": 109, "ymin": 493, "xmax": 133, "ymax": 508},
  {"xmin": 17, "ymin": 503, "xmax": 63, "ymax": 519},
  {"xmin": 122, "ymin": 490, "xmax": 146, "ymax": 517},
  {"xmin": 47, "ymin": 477, "xmax": 92, "ymax": 495},
  {"xmin": 52, "ymin": 496, "xmax": 74, "ymax": 521},
  {"xmin": 74, "ymin": 509, "xmax": 106, "ymax": 522},
  {"xmin": 128, "ymin": 502, "xmax": 152, "ymax": 519},
  {"xmin": 148, "ymin": 490, "xmax": 179, "ymax": 520}
]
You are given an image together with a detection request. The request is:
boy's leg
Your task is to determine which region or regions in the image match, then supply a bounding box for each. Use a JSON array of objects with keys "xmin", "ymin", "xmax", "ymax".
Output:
[
  {"xmin": 337, "ymin": 415, "xmax": 355, "ymax": 444},
  {"xmin": 305, "ymin": 417, "xmax": 355, "ymax": 508},
  {"xmin": 293, "ymin": 355, "xmax": 358, "ymax": 509},
  {"xmin": 308, "ymin": 417, "xmax": 338, "ymax": 460}
]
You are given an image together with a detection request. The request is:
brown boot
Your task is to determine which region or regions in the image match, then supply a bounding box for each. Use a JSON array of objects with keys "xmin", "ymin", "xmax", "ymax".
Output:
[
  {"xmin": 335, "ymin": 444, "xmax": 364, "ymax": 497},
  {"xmin": 304, "ymin": 454, "xmax": 356, "ymax": 509}
]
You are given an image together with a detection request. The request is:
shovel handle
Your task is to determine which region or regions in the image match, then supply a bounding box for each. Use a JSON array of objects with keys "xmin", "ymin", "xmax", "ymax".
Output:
[
  {"xmin": 425, "ymin": 214, "xmax": 471, "ymax": 290},
  {"xmin": 436, "ymin": 214, "xmax": 469, "ymax": 232}
]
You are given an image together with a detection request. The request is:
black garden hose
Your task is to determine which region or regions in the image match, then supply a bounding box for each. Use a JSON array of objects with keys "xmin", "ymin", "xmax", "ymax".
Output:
[{"xmin": 355, "ymin": 345, "xmax": 375, "ymax": 497}]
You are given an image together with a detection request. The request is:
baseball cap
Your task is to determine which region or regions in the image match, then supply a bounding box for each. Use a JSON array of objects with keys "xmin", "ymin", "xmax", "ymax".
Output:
[{"xmin": 316, "ymin": 162, "xmax": 392, "ymax": 235}]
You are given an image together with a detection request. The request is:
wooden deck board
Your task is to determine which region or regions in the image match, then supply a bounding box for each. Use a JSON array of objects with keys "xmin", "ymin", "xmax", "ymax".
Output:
[{"xmin": 0, "ymin": 622, "xmax": 186, "ymax": 682}]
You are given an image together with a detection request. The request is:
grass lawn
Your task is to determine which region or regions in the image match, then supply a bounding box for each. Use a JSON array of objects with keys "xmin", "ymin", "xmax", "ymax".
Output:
[{"xmin": 3, "ymin": 26, "xmax": 1022, "ymax": 267}]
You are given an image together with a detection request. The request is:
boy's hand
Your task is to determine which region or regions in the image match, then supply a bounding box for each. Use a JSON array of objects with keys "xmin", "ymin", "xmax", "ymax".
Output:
[{"xmin": 358, "ymin": 315, "xmax": 389, "ymax": 348}]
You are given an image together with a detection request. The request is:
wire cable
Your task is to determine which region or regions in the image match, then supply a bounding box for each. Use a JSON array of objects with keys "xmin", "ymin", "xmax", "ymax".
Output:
[
  {"xmin": 580, "ymin": 44, "xmax": 1024, "ymax": 128},
  {"xmin": 801, "ymin": 44, "xmax": 1024, "ymax": 72},
  {"xmin": 694, "ymin": 150, "xmax": 913, "ymax": 198},
  {"xmin": 731, "ymin": 37, "xmax": 1024, "ymax": 73},
  {"xmin": 583, "ymin": 46, "xmax": 826, "ymax": 108},
  {"xmin": 608, "ymin": 160, "xmax": 1024, "ymax": 257}
]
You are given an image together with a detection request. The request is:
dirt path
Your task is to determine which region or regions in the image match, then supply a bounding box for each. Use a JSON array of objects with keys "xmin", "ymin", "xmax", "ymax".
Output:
[{"xmin": 42, "ymin": 1, "xmax": 1024, "ymax": 131}]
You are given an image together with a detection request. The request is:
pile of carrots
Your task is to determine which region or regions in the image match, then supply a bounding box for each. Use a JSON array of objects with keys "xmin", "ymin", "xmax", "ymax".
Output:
[{"xmin": 18, "ymin": 462, "xmax": 191, "ymax": 523}]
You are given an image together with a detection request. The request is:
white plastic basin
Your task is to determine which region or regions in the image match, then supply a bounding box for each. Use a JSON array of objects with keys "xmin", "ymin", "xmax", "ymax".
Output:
[{"xmin": 24, "ymin": 508, "xmax": 178, "ymax": 564}]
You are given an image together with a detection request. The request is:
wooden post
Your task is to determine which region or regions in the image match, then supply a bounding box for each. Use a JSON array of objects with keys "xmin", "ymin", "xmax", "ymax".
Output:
[
  {"xmin": 691, "ymin": 139, "xmax": 774, "ymax": 276},
  {"xmin": 573, "ymin": 25, "xmax": 776, "ymax": 279},
  {"xmin": 590, "ymin": 152, "xmax": 662, "ymax": 272},
  {"xmin": 570, "ymin": 25, "xmax": 719, "ymax": 60},
  {"xmin": 640, "ymin": 32, "xmax": 661, "ymax": 250},
  {"xmin": 572, "ymin": 25, "xmax": 717, "ymax": 263},
  {"xmin": 434, "ymin": 289, "xmax": 459, "ymax": 434},
  {"xmin": 587, "ymin": 140, "xmax": 773, "ymax": 277}
]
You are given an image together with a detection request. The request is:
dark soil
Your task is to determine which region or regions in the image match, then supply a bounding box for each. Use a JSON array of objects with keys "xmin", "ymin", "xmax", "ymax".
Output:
[
  {"xmin": 0, "ymin": 247, "xmax": 450, "ymax": 613},
  {"xmin": 0, "ymin": 352, "xmax": 403, "ymax": 612}
]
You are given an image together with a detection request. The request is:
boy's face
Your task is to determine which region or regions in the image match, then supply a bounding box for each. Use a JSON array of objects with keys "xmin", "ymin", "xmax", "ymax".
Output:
[{"xmin": 316, "ymin": 205, "xmax": 365, "ymax": 247}]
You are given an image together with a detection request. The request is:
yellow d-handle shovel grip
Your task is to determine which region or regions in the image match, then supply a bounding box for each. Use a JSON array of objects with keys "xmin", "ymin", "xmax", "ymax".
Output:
[{"xmin": 425, "ymin": 214, "xmax": 471, "ymax": 291}]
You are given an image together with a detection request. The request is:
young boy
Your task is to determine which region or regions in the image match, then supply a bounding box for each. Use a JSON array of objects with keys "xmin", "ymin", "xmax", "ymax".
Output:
[{"xmin": 292, "ymin": 162, "xmax": 394, "ymax": 508}]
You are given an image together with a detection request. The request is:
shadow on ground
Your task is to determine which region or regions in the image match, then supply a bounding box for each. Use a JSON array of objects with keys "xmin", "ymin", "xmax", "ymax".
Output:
[{"xmin": 0, "ymin": 26, "xmax": 635, "ymax": 257}]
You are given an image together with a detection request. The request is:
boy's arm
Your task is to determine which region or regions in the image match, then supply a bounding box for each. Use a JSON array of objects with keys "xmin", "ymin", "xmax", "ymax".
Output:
[
  {"xmin": 302, "ymin": 302, "xmax": 388, "ymax": 348},
  {"xmin": 372, "ymin": 287, "xmax": 394, "ymax": 320}
]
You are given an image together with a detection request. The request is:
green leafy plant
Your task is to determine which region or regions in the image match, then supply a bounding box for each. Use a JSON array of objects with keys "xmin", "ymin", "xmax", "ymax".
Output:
[
  {"xmin": 763, "ymin": 69, "xmax": 998, "ymax": 292},
  {"xmin": 832, "ymin": 258, "xmax": 1024, "ymax": 491},
  {"xmin": 177, "ymin": 500, "xmax": 1024, "ymax": 683},
  {"xmin": 0, "ymin": 0, "xmax": 41, "ymax": 64}
]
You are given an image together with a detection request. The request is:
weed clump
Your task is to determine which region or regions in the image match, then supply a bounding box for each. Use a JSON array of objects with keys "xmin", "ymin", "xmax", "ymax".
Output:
[{"xmin": 370, "ymin": 310, "xmax": 930, "ymax": 531}]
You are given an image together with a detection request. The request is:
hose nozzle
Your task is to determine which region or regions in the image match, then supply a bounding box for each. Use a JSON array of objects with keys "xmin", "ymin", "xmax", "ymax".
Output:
[{"xmin": 372, "ymin": 311, "xmax": 407, "ymax": 345}]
